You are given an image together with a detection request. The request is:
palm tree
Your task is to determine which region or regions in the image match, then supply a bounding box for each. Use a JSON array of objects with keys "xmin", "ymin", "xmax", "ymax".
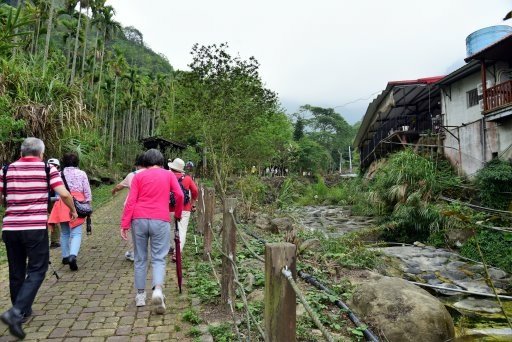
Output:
[
  {"xmin": 69, "ymin": 0, "xmax": 82, "ymax": 84},
  {"xmin": 108, "ymin": 50, "xmax": 127, "ymax": 165},
  {"xmin": 94, "ymin": 5, "xmax": 121, "ymax": 117},
  {"xmin": 79, "ymin": 0, "xmax": 92, "ymax": 80},
  {"xmin": 123, "ymin": 66, "xmax": 140, "ymax": 143},
  {"xmin": 42, "ymin": 0, "xmax": 55, "ymax": 75}
]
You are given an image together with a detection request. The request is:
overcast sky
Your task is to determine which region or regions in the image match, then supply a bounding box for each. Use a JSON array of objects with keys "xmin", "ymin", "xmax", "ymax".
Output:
[{"xmin": 107, "ymin": 0, "xmax": 510, "ymax": 124}]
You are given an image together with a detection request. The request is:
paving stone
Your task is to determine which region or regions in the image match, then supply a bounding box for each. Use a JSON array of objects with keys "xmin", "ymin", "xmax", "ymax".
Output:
[{"xmin": 147, "ymin": 333, "xmax": 171, "ymax": 341}]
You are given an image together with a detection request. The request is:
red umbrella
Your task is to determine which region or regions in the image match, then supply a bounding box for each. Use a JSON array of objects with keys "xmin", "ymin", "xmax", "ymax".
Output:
[{"xmin": 174, "ymin": 219, "xmax": 183, "ymax": 293}]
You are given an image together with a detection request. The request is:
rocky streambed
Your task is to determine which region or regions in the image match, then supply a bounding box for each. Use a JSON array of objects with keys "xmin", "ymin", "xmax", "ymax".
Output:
[{"xmin": 294, "ymin": 205, "xmax": 512, "ymax": 341}]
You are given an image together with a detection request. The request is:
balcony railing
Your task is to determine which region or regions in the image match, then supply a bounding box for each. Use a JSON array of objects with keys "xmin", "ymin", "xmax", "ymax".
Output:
[{"xmin": 484, "ymin": 80, "xmax": 512, "ymax": 113}]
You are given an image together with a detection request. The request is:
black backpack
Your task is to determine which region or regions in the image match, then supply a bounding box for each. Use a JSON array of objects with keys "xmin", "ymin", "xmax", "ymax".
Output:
[{"xmin": 170, "ymin": 174, "xmax": 190, "ymax": 207}]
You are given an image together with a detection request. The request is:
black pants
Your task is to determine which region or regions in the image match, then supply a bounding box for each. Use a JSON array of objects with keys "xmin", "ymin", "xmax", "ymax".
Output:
[{"xmin": 2, "ymin": 229, "xmax": 49, "ymax": 316}]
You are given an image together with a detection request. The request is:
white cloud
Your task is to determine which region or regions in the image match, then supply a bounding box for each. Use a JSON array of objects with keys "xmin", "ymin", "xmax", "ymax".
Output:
[{"xmin": 107, "ymin": 0, "xmax": 510, "ymax": 123}]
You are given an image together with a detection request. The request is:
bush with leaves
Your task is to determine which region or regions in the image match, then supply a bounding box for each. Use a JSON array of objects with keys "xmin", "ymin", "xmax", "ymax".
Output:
[
  {"xmin": 460, "ymin": 229, "xmax": 512, "ymax": 273},
  {"xmin": 370, "ymin": 149, "xmax": 461, "ymax": 241},
  {"xmin": 475, "ymin": 159, "xmax": 512, "ymax": 210}
]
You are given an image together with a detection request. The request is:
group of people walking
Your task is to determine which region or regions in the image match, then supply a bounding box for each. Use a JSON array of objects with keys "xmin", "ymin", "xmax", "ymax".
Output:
[
  {"xmin": 116, "ymin": 150, "xmax": 198, "ymax": 312},
  {"xmin": 0, "ymin": 137, "xmax": 198, "ymax": 339}
]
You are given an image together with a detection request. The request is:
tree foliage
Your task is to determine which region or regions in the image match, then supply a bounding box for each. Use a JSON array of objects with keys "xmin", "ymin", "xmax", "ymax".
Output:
[{"xmin": 475, "ymin": 159, "xmax": 512, "ymax": 210}]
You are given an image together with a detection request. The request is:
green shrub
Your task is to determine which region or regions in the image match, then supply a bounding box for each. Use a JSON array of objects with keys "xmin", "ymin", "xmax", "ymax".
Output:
[
  {"xmin": 460, "ymin": 229, "xmax": 512, "ymax": 273},
  {"xmin": 182, "ymin": 308, "xmax": 202, "ymax": 325},
  {"xmin": 209, "ymin": 323, "xmax": 235, "ymax": 342},
  {"xmin": 475, "ymin": 159, "xmax": 512, "ymax": 210},
  {"xmin": 370, "ymin": 149, "xmax": 461, "ymax": 241}
]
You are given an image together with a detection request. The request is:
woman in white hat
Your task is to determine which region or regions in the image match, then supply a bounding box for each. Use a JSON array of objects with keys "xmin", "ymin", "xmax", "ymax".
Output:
[{"xmin": 168, "ymin": 158, "xmax": 198, "ymax": 261}]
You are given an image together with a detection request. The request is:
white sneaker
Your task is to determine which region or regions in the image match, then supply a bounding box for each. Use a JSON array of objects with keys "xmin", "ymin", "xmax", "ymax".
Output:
[
  {"xmin": 135, "ymin": 291, "xmax": 146, "ymax": 307},
  {"xmin": 152, "ymin": 288, "xmax": 166, "ymax": 314},
  {"xmin": 125, "ymin": 251, "xmax": 134, "ymax": 262}
]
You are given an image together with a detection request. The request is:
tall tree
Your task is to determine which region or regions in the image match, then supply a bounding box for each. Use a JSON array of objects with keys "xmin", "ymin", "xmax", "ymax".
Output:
[
  {"xmin": 42, "ymin": 0, "xmax": 55, "ymax": 74},
  {"xmin": 94, "ymin": 5, "xmax": 121, "ymax": 116},
  {"xmin": 69, "ymin": 0, "xmax": 82, "ymax": 84},
  {"xmin": 172, "ymin": 43, "xmax": 278, "ymax": 198}
]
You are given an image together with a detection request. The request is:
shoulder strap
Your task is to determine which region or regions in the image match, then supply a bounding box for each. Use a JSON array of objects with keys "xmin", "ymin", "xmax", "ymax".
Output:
[
  {"xmin": 2, "ymin": 164, "xmax": 9, "ymax": 208},
  {"xmin": 61, "ymin": 167, "xmax": 70, "ymax": 191},
  {"xmin": 45, "ymin": 162, "xmax": 51, "ymax": 211}
]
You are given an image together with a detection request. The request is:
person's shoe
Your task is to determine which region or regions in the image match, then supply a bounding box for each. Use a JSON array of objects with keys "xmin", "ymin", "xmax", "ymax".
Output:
[
  {"xmin": 0, "ymin": 308, "xmax": 26, "ymax": 339},
  {"xmin": 135, "ymin": 291, "xmax": 146, "ymax": 307},
  {"xmin": 50, "ymin": 242, "xmax": 61, "ymax": 249},
  {"xmin": 20, "ymin": 310, "xmax": 32, "ymax": 324},
  {"xmin": 68, "ymin": 255, "xmax": 78, "ymax": 271},
  {"xmin": 125, "ymin": 250, "xmax": 135, "ymax": 262},
  {"xmin": 151, "ymin": 288, "xmax": 166, "ymax": 314},
  {"xmin": 168, "ymin": 247, "xmax": 174, "ymax": 255},
  {"xmin": 62, "ymin": 257, "xmax": 69, "ymax": 265}
]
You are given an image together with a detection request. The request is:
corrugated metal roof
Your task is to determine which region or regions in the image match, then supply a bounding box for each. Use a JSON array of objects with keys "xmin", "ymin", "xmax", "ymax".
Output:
[
  {"xmin": 436, "ymin": 61, "xmax": 480, "ymax": 86},
  {"xmin": 353, "ymin": 77, "xmax": 444, "ymax": 148}
]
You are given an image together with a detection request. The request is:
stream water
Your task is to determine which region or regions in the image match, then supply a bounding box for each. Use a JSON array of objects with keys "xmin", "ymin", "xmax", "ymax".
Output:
[{"xmin": 296, "ymin": 205, "xmax": 512, "ymax": 341}]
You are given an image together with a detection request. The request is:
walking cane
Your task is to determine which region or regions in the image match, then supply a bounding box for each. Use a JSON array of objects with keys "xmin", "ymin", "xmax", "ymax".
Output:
[{"xmin": 48, "ymin": 260, "xmax": 60, "ymax": 280}]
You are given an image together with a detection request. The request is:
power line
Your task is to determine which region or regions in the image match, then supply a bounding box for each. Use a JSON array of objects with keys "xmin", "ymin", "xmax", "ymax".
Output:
[{"xmin": 333, "ymin": 90, "xmax": 382, "ymax": 109}]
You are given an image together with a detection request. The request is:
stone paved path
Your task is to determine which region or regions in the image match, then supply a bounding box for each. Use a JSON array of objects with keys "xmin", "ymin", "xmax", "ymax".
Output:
[{"xmin": 0, "ymin": 194, "xmax": 194, "ymax": 341}]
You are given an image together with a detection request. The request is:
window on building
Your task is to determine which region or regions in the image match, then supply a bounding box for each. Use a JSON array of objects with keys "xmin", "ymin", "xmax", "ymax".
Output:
[{"xmin": 467, "ymin": 88, "xmax": 482, "ymax": 108}]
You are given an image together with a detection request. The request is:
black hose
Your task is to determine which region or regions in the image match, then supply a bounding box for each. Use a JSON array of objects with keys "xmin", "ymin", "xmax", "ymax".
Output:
[{"xmin": 298, "ymin": 270, "xmax": 380, "ymax": 342}]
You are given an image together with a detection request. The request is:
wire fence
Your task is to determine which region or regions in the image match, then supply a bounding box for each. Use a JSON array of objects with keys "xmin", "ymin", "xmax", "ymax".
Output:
[{"xmin": 198, "ymin": 206, "xmax": 349, "ymax": 341}]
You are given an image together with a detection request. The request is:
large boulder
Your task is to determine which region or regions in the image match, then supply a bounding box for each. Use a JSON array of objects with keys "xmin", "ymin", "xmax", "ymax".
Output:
[{"xmin": 348, "ymin": 274, "xmax": 455, "ymax": 342}]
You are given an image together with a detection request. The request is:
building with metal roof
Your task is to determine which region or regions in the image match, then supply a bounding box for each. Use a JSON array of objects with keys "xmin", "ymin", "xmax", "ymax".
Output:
[{"xmin": 354, "ymin": 77, "xmax": 443, "ymax": 169}]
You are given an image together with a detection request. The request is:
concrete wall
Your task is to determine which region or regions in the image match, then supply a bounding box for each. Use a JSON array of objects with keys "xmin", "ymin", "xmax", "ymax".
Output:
[
  {"xmin": 442, "ymin": 72, "xmax": 482, "ymax": 127},
  {"xmin": 444, "ymin": 119, "xmax": 499, "ymax": 177},
  {"xmin": 441, "ymin": 64, "xmax": 512, "ymax": 177}
]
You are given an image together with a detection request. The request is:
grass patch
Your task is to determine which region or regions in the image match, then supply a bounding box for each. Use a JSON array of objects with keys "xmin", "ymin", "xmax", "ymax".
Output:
[
  {"xmin": 182, "ymin": 308, "xmax": 202, "ymax": 325},
  {"xmin": 460, "ymin": 229, "xmax": 512, "ymax": 273},
  {"xmin": 187, "ymin": 327, "xmax": 202, "ymax": 337},
  {"xmin": 91, "ymin": 184, "xmax": 115, "ymax": 208},
  {"xmin": 209, "ymin": 323, "xmax": 235, "ymax": 342}
]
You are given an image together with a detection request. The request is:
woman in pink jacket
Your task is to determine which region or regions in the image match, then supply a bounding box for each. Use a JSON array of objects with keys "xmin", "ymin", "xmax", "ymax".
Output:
[{"xmin": 120, "ymin": 149, "xmax": 183, "ymax": 313}]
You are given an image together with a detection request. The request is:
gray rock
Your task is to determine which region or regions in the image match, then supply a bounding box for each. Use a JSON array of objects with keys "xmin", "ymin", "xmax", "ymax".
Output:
[
  {"xmin": 488, "ymin": 268, "xmax": 508, "ymax": 280},
  {"xmin": 270, "ymin": 217, "xmax": 294, "ymax": 233},
  {"xmin": 348, "ymin": 273, "xmax": 455, "ymax": 342},
  {"xmin": 247, "ymin": 289, "xmax": 264, "ymax": 302},
  {"xmin": 244, "ymin": 273, "xmax": 255, "ymax": 292},
  {"xmin": 298, "ymin": 239, "xmax": 321, "ymax": 254},
  {"xmin": 421, "ymin": 273, "xmax": 438, "ymax": 281},
  {"xmin": 438, "ymin": 269, "xmax": 469, "ymax": 281},
  {"xmin": 254, "ymin": 216, "xmax": 270, "ymax": 230},
  {"xmin": 446, "ymin": 228, "xmax": 474, "ymax": 247},
  {"xmin": 453, "ymin": 297, "xmax": 502, "ymax": 314},
  {"xmin": 435, "ymin": 283, "xmax": 465, "ymax": 296}
]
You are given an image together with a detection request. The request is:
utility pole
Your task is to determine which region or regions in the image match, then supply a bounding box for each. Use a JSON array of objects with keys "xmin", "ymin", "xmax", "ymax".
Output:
[
  {"xmin": 339, "ymin": 151, "xmax": 342, "ymax": 174},
  {"xmin": 348, "ymin": 146, "xmax": 353, "ymax": 173}
]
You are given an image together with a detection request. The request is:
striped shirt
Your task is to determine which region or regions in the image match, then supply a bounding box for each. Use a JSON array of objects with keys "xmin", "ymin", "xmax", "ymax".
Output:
[{"xmin": 0, "ymin": 157, "xmax": 64, "ymax": 231}]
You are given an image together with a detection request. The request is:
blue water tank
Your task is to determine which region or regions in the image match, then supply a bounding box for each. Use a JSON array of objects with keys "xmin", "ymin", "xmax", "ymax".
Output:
[{"xmin": 466, "ymin": 25, "xmax": 512, "ymax": 56}]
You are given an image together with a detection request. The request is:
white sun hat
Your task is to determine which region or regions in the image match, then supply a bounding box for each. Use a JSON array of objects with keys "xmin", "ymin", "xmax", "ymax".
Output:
[{"xmin": 168, "ymin": 158, "xmax": 185, "ymax": 173}]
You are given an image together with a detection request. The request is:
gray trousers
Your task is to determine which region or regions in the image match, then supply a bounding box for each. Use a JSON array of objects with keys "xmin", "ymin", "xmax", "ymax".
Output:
[{"xmin": 131, "ymin": 219, "xmax": 170, "ymax": 290}]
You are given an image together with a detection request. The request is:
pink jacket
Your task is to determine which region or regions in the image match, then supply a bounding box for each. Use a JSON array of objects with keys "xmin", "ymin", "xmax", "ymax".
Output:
[{"xmin": 121, "ymin": 167, "xmax": 183, "ymax": 229}]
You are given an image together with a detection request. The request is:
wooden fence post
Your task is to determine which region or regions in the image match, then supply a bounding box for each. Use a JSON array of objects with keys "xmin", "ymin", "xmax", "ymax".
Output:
[
  {"xmin": 202, "ymin": 187, "xmax": 215, "ymax": 261},
  {"xmin": 221, "ymin": 197, "xmax": 237, "ymax": 310},
  {"xmin": 264, "ymin": 243, "xmax": 297, "ymax": 342},
  {"xmin": 196, "ymin": 185, "xmax": 205, "ymax": 235}
]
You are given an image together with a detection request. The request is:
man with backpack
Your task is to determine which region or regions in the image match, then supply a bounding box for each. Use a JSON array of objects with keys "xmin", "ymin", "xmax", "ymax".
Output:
[
  {"xmin": 0, "ymin": 138, "xmax": 77, "ymax": 339},
  {"xmin": 168, "ymin": 158, "xmax": 198, "ymax": 261}
]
